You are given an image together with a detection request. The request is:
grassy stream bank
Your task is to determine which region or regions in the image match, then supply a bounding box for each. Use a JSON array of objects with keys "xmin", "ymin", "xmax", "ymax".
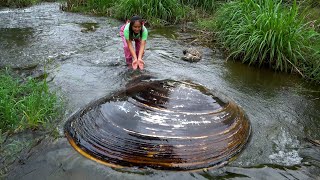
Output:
[
  {"xmin": 0, "ymin": 69, "xmax": 64, "ymax": 176},
  {"xmin": 1, "ymin": 0, "xmax": 320, "ymax": 83}
]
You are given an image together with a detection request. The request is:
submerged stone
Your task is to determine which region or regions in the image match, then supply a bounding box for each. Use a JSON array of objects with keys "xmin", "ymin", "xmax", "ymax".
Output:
[
  {"xmin": 64, "ymin": 77, "xmax": 251, "ymax": 171},
  {"xmin": 181, "ymin": 48, "xmax": 202, "ymax": 62}
]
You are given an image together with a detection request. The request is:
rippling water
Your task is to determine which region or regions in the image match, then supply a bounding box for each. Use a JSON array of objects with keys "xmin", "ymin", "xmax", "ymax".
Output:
[{"xmin": 1, "ymin": 3, "xmax": 320, "ymax": 180}]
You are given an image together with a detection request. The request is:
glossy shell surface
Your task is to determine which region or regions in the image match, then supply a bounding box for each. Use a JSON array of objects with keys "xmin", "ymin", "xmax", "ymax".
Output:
[{"xmin": 65, "ymin": 78, "xmax": 251, "ymax": 170}]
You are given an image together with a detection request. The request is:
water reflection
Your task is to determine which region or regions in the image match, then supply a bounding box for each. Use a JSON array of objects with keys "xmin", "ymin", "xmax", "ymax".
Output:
[
  {"xmin": 0, "ymin": 27, "xmax": 35, "ymax": 48},
  {"xmin": 65, "ymin": 76, "xmax": 251, "ymax": 170}
]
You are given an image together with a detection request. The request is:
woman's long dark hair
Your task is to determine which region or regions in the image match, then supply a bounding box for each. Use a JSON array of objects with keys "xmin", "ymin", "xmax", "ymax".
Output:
[{"xmin": 129, "ymin": 16, "xmax": 144, "ymax": 40}]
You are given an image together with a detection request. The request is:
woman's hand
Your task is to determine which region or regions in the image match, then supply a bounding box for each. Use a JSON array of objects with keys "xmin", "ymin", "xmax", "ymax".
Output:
[
  {"xmin": 132, "ymin": 59, "xmax": 144, "ymax": 70},
  {"xmin": 132, "ymin": 58, "xmax": 138, "ymax": 70},
  {"xmin": 137, "ymin": 59, "xmax": 144, "ymax": 70}
]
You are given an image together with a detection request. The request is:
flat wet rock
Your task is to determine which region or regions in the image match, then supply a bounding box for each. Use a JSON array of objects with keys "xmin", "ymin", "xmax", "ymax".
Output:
[{"xmin": 65, "ymin": 77, "xmax": 251, "ymax": 170}]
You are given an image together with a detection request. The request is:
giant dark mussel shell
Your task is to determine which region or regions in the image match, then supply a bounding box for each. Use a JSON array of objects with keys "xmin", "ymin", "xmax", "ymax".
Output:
[{"xmin": 65, "ymin": 77, "xmax": 251, "ymax": 171}]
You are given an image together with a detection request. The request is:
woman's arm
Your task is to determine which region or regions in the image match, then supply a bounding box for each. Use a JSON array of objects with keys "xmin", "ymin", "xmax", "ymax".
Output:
[
  {"xmin": 126, "ymin": 39, "xmax": 138, "ymax": 62},
  {"xmin": 138, "ymin": 40, "xmax": 146, "ymax": 61}
]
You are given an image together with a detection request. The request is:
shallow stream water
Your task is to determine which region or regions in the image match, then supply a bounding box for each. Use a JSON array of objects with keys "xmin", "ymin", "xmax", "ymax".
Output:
[{"xmin": 1, "ymin": 3, "xmax": 320, "ymax": 180}]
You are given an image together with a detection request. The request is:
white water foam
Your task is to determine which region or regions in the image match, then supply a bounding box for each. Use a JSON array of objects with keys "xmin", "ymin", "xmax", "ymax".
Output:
[{"xmin": 269, "ymin": 128, "xmax": 303, "ymax": 166}]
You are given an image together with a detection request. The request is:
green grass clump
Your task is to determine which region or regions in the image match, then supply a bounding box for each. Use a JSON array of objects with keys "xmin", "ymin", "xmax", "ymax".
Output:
[
  {"xmin": 214, "ymin": 0, "xmax": 320, "ymax": 76},
  {"xmin": 60, "ymin": 0, "xmax": 224, "ymax": 26},
  {"xmin": 179, "ymin": 0, "xmax": 219, "ymax": 12},
  {"xmin": 114, "ymin": 0, "xmax": 184, "ymax": 24},
  {"xmin": 86, "ymin": 0, "xmax": 114, "ymax": 13},
  {"xmin": 300, "ymin": 46, "xmax": 320, "ymax": 81},
  {"xmin": 61, "ymin": 0, "xmax": 186, "ymax": 24},
  {"xmin": 0, "ymin": 70, "xmax": 61, "ymax": 132},
  {"xmin": 301, "ymin": 0, "xmax": 320, "ymax": 32},
  {"xmin": 0, "ymin": 0, "xmax": 39, "ymax": 7},
  {"xmin": 60, "ymin": 0, "xmax": 115, "ymax": 15}
]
